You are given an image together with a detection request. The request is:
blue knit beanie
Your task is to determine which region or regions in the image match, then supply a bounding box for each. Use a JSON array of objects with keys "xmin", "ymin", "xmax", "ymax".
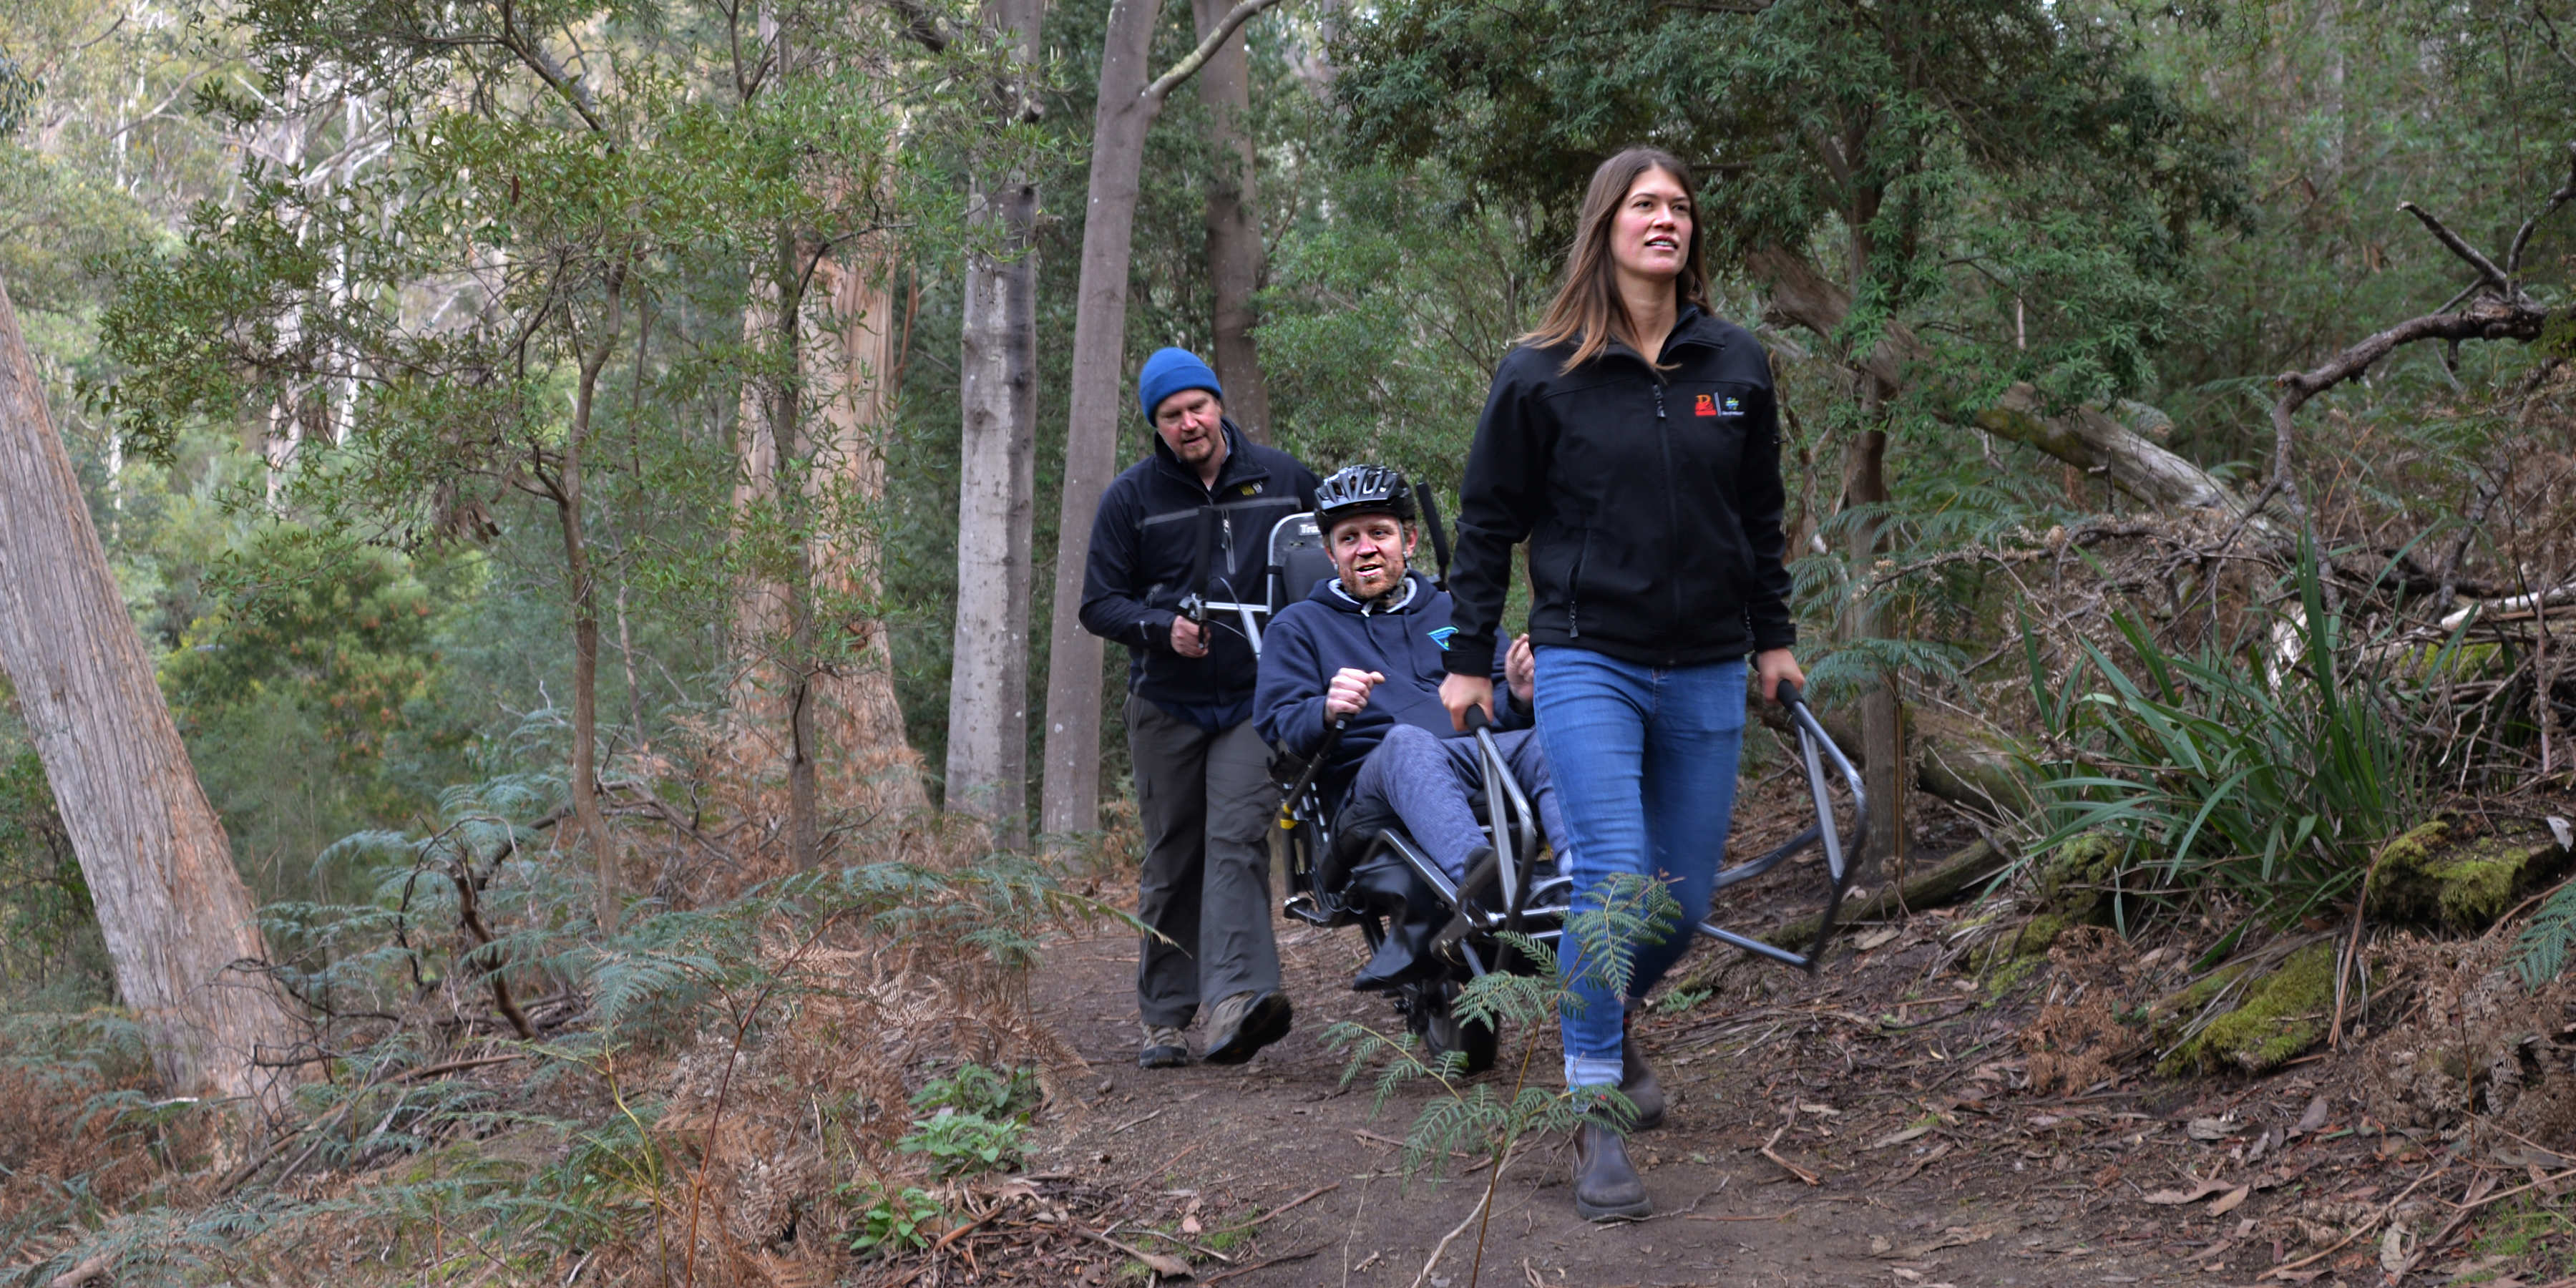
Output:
[{"xmin": 1137, "ymin": 348, "xmax": 1225, "ymax": 424}]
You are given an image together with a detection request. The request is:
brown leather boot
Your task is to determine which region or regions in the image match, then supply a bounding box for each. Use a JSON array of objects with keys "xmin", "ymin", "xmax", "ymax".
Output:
[
  {"xmin": 1621, "ymin": 1002, "xmax": 1665, "ymax": 1131},
  {"xmin": 1571, "ymin": 1119, "xmax": 1653, "ymax": 1221}
]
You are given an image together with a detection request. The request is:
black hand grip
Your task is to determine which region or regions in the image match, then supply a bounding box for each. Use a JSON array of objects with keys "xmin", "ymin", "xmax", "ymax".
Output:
[
  {"xmin": 1277, "ymin": 717, "xmax": 1348, "ymax": 829},
  {"xmin": 1774, "ymin": 678, "xmax": 1804, "ymax": 708},
  {"xmin": 1460, "ymin": 703, "xmax": 1490, "ymax": 732}
]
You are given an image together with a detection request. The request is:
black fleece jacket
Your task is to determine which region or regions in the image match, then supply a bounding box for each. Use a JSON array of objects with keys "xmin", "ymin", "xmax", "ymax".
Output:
[
  {"xmin": 1443, "ymin": 306, "xmax": 1796, "ymax": 678},
  {"xmin": 1078, "ymin": 421, "xmax": 1322, "ymax": 722}
]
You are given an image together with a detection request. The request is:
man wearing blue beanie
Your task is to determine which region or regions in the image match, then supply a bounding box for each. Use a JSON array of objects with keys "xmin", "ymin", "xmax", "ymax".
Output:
[{"xmin": 1080, "ymin": 347, "xmax": 1322, "ymax": 1068}]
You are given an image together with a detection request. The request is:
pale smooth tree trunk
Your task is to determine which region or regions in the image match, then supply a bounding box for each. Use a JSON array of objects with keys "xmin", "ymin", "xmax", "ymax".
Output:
[
  {"xmin": 730, "ymin": 273, "xmax": 791, "ymax": 738},
  {"xmin": 1191, "ymin": 0, "xmax": 1271, "ymax": 444},
  {"xmin": 1036, "ymin": 0, "xmax": 1161, "ymax": 840},
  {"xmin": 809, "ymin": 234, "xmax": 930, "ymax": 821},
  {"xmin": 1038, "ymin": 0, "xmax": 1287, "ymax": 837},
  {"xmin": 0, "ymin": 273, "xmax": 305, "ymax": 1114},
  {"xmin": 945, "ymin": 0, "xmax": 1045, "ymax": 847},
  {"xmin": 557, "ymin": 263, "xmax": 625, "ymax": 927}
]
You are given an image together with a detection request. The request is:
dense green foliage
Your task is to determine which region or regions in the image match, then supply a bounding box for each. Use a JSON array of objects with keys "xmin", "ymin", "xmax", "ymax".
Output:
[
  {"xmin": 1, "ymin": 0, "xmax": 2574, "ymax": 1279},
  {"xmin": 4, "ymin": 0, "xmax": 2574, "ymax": 1129}
]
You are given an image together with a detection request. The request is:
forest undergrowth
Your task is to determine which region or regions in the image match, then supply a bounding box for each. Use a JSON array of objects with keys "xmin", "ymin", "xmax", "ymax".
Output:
[{"xmin": 0, "ymin": 720, "xmax": 1128, "ymax": 1288}]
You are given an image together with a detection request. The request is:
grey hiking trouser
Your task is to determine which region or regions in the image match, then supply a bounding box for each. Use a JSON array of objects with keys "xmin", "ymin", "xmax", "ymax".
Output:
[
  {"xmin": 1125, "ymin": 693, "xmax": 1282, "ymax": 1028},
  {"xmin": 1345, "ymin": 723, "xmax": 1570, "ymax": 883}
]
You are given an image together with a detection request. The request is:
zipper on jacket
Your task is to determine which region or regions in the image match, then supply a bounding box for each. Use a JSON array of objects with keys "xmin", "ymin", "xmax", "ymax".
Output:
[
  {"xmin": 1568, "ymin": 528, "xmax": 1589, "ymax": 638},
  {"xmin": 1652, "ymin": 382, "xmax": 1684, "ymax": 640}
]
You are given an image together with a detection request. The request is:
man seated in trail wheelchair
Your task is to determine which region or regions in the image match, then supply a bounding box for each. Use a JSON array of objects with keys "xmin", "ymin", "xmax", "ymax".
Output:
[{"xmin": 1253, "ymin": 464, "xmax": 1574, "ymax": 996}]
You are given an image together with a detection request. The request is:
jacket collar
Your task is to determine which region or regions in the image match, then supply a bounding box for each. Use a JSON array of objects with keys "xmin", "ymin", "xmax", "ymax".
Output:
[
  {"xmin": 1150, "ymin": 418, "xmax": 1267, "ymax": 493},
  {"xmin": 1314, "ymin": 569, "xmax": 1428, "ymax": 615},
  {"xmin": 1598, "ymin": 303, "xmax": 1728, "ymax": 370}
]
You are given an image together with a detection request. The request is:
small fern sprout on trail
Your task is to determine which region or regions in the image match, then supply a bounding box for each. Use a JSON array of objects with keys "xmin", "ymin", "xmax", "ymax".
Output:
[
  {"xmin": 2512, "ymin": 879, "xmax": 2576, "ymax": 989},
  {"xmin": 1327, "ymin": 877, "xmax": 1677, "ymax": 1184},
  {"xmin": 1325, "ymin": 882, "xmax": 1679, "ymax": 1285}
]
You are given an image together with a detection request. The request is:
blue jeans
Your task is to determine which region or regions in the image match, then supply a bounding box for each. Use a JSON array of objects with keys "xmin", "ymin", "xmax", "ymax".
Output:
[{"xmin": 1532, "ymin": 647, "xmax": 1746, "ymax": 1087}]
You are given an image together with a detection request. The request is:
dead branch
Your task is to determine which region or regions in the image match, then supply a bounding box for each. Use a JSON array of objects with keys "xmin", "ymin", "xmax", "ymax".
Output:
[
  {"xmin": 2399, "ymin": 202, "xmax": 2512, "ymax": 298},
  {"xmin": 2269, "ymin": 152, "xmax": 2573, "ymax": 491},
  {"xmin": 1747, "ymin": 246, "xmax": 2284, "ymax": 544},
  {"xmin": 2507, "ymin": 141, "xmax": 2576, "ymax": 279}
]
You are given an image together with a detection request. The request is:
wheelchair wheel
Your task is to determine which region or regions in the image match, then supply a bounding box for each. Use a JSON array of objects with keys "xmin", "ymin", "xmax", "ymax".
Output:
[{"xmin": 1405, "ymin": 978, "xmax": 1497, "ymax": 1075}]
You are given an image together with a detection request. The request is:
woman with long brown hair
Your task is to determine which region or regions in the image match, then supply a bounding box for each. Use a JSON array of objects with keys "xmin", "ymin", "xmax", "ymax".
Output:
[{"xmin": 1439, "ymin": 147, "xmax": 1805, "ymax": 1221}]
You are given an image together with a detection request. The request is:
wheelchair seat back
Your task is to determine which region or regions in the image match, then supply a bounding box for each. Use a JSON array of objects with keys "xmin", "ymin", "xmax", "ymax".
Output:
[{"xmin": 1267, "ymin": 512, "xmax": 1333, "ymax": 616}]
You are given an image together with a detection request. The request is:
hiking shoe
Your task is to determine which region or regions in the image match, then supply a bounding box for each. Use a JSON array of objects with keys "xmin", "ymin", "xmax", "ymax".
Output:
[
  {"xmin": 1621, "ymin": 1002, "xmax": 1666, "ymax": 1131},
  {"xmin": 1572, "ymin": 1119, "xmax": 1653, "ymax": 1221},
  {"xmin": 1201, "ymin": 990, "xmax": 1292, "ymax": 1065},
  {"xmin": 1138, "ymin": 1024, "xmax": 1189, "ymax": 1069}
]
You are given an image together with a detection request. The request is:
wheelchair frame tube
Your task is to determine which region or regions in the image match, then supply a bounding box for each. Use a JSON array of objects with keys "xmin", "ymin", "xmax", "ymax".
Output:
[
  {"xmin": 1687, "ymin": 685, "xmax": 1869, "ymax": 974},
  {"xmin": 1470, "ymin": 722, "xmax": 1539, "ymax": 930},
  {"xmin": 1195, "ymin": 599, "xmax": 1266, "ymax": 654}
]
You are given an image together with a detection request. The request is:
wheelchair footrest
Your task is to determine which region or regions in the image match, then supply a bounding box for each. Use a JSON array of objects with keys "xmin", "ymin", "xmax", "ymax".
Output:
[{"xmin": 1282, "ymin": 892, "xmax": 1364, "ymax": 929}]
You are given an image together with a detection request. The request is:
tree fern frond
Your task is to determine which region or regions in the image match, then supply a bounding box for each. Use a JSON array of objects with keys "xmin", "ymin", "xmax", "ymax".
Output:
[{"xmin": 2512, "ymin": 879, "xmax": 2576, "ymax": 990}]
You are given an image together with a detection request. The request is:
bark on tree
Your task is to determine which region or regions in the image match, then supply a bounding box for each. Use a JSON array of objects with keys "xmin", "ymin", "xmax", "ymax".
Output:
[
  {"xmin": 733, "ymin": 14, "xmax": 932, "ymax": 854},
  {"xmin": 1191, "ymin": 0, "xmax": 1272, "ymax": 444},
  {"xmin": 549, "ymin": 262, "xmax": 625, "ymax": 927},
  {"xmin": 0, "ymin": 273, "xmax": 306, "ymax": 1113},
  {"xmin": 1038, "ymin": 0, "xmax": 1288, "ymax": 838},
  {"xmin": 1792, "ymin": 205, "xmax": 1908, "ymax": 879},
  {"xmin": 769, "ymin": 224, "xmax": 824, "ymax": 869},
  {"xmin": 730, "ymin": 226, "xmax": 833, "ymax": 869},
  {"xmin": 946, "ymin": 0, "xmax": 1044, "ymax": 846},
  {"xmin": 809, "ymin": 234, "xmax": 930, "ymax": 821}
]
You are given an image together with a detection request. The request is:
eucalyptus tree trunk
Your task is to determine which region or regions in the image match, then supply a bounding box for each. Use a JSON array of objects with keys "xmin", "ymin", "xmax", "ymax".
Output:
[
  {"xmin": 0, "ymin": 273, "xmax": 304, "ymax": 1114},
  {"xmin": 1036, "ymin": 0, "xmax": 1162, "ymax": 840},
  {"xmin": 1840, "ymin": 419, "xmax": 1906, "ymax": 877},
  {"xmin": 763, "ymin": 224, "xmax": 824, "ymax": 869},
  {"xmin": 1191, "ymin": 0, "xmax": 1270, "ymax": 444},
  {"xmin": 1038, "ymin": 0, "xmax": 1287, "ymax": 837},
  {"xmin": 946, "ymin": 0, "xmax": 1045, "ymax": 845},
  {"xmin": 561, "ymin": 264, "xmax": 625, "ymax": 924},
  {"xmin": 809, "ymin": 235, "xmax": 929, "ymax": 821},
  {"xmin": 730, "ymin": 271, "xmax": 792, "ymax": 752}
]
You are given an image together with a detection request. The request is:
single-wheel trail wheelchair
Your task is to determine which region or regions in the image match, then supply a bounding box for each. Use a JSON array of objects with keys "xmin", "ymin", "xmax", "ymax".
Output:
[{"xmin": 1179, "ymin": 499, "xmax": 1871, "ymax": 1073}]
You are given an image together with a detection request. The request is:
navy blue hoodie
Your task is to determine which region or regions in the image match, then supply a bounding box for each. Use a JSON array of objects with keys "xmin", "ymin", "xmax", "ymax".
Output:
[{"xmin": 1255, "ymin": 570, "xmax": 1527, "ymax": 804}]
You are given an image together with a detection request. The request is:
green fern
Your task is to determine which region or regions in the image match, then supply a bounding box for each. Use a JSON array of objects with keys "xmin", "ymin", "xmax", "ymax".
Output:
[{"xmin": 2512, "ymin": 881, "xmax": 2576, "ymax": 990}]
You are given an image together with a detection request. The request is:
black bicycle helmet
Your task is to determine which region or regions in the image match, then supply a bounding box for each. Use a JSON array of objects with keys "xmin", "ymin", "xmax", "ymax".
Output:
[{"xmin": 1314, "ymin": 464, "xmax": 1415, "ymax": 533}]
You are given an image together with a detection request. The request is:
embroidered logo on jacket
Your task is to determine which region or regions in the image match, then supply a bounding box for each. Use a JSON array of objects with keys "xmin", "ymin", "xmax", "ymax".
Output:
[
  {"xmin": 1694, "ymin": 394, "xmax": 1717, "ymax": 416},
  {"xmin": 1428, "ymin": 627, "xmax": 1458, "ymax": 650}
]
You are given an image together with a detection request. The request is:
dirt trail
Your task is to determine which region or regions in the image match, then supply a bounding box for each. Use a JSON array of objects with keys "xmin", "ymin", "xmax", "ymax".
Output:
[
  {"xmin": 958, "ymin": 774, "xmax": 2454, "ymax": 1288},
  {"xmin": 1022, "ymin": 924, "xmax": 2200, "ymax": 1287}
]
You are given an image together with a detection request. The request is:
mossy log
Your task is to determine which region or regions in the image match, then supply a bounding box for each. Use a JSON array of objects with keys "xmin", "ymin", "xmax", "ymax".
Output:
[
  {"xmin": 2155, "ymin": 939, "xmax": 2341, "ymax": 1075},
  {"xmin": 2366, "ymin": 821, "xmax": 2573, "ymax": 933}
]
